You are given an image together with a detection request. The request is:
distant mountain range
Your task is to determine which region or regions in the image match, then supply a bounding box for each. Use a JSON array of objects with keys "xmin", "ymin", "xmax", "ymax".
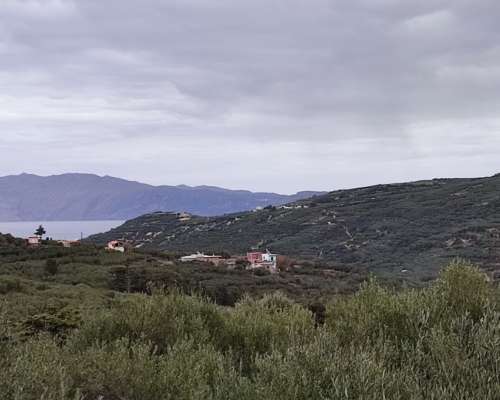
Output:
[
  {"xmin": 88, "ymin": 174, "xmax": 500, "ymax": 282},
  {"xmin": 0, "ymin": 173, "xmax": 324, "ymax": 221}
]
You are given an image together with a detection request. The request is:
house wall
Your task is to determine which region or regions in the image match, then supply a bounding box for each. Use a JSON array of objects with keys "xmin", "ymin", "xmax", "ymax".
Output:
[
  {"xmin": 247, "ymin": 252, "xmax": 263, "ymax": 264},
  {"xmin": 27, "ymin": 237, "xmax": 40, "ymax": 246},
  {"xmin": 262, "ymin": 253, "xmax": 277, "ymax": 263}
]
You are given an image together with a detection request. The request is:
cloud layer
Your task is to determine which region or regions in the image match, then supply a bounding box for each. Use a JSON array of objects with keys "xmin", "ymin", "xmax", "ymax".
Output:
[{"xmin": 1, "ymin": 0, "xmax": 499, "ymax": 192}]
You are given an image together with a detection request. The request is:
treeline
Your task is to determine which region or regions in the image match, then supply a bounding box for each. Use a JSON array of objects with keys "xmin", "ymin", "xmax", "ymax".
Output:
[{"xmin": 1, "ymin": 262, "xmax": 499, "ymax": 399}]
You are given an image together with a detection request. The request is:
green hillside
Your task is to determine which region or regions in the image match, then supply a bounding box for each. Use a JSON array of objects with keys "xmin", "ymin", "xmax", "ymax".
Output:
[
  {"xmin": 0, "ymin": 233, "xmax": 26, "ymax": 249},
  {"xmin": 88, "ymin": 174, "xmax": 500, "ymax": 281}
]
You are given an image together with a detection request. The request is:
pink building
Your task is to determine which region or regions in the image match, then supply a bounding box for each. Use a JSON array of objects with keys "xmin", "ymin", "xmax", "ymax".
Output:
[
  {"xmin": 246, "ymin": 252, "xmax": 263, "ymax": 264},
  {"xmin": 27, "ymin": 236, "xmax": 41, "ymax": 246},
  {"xmin": 246, "ymin": 250, "xmax": 278, "ymax": 272}
]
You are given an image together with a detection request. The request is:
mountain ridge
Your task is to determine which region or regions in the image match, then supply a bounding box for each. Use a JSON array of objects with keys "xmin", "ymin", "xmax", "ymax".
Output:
[{"xmin": 0, "ymin": 173, "xmax": 324, "ymax": 221}]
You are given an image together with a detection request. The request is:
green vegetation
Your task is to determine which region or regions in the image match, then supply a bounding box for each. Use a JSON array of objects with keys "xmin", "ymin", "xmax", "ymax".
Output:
[
  {"xmin": 1, "ymin": 258, "xmax": 499, "ymax": 399},
  {"xmin": 0, "ymin": 235, "xmax": 364, "ymax": 334},
  {"xmin": 2, "ymin": 234, "xmax": 500, "ymax": 398},
  {"xmin": 0, "ymin": 233, "xmax": 26, "ymax": 249},
  {"xmin": 44, "ymin": 259, "xmax": 58, "ymax": 275},
  {"xmin": 88, "ymin": 175, "xmax": 500, "ymax": 283}
]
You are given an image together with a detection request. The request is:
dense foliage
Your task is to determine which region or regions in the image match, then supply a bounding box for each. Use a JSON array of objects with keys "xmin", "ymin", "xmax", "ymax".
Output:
[
  {"xmin": 1, "ymin": 257, "xmax": 500, "ymax": 399},
  {"xmin": 1, "ymin": 237, "xmax": 498, "ymax": 398}
]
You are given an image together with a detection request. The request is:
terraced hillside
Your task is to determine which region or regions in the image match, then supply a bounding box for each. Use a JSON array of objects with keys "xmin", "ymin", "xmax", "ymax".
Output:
[{"xmin": 88, "ymin": 175, "xmax": 500, "ymax": 281}]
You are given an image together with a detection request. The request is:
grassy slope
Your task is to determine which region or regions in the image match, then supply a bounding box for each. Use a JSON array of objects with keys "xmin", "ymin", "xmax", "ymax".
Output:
[{"xmin": 88, "ymin": 174, "xmax": 500, "ymax": 281}]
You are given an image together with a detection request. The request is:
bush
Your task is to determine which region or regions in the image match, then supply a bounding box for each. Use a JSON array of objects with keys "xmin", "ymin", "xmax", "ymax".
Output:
[
  {"xmin": 20, "ymin": 311, "xmax": 79, "ymax": 338},
  {"xmin": 0, "ymin": 277, "xmax": 22, "ymax": 295},
  {"xmin": 325, "ymin": 262, "xmax": 493, "ymax": 348},
  {"xmin": 72, "ymin": 289, "xmax": 225, "ymax": 354},
  {"xmin": 432, "ymin": 260, "xmax": 491, "ymax": 321},
  {"xmin": 221, "ymin": 292, "xmax": 315, "ymax": 373},
  {"xmin": 44, "ymin": 259, "xmax": 59, "ymax": 276},
  {"xmin": 71, "ymin": 339, "xmax": 244, "ymax": 400}
]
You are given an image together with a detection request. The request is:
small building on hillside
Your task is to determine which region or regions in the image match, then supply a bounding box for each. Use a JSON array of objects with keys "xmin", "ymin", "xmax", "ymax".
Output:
[
  {"xmin": 177, "ymin": 212, "xmax": 192, "ymax": 222},
  {"xmin": 58, "ymin": 240, "xmax": 79, "ymax": 248},
  {"xmin": 246, "ymin": 250, "xmax": 278, "ymax": 272},
  {"xmin": 247, "ymin": 252, "xmax": 263, "ymax": 265},
  {"xmin": 180, "ymin": 252, "xmax": 223, "ymax": 265},
  {"xmin": 106, "ymin": 240, "xmax": 130, "ymax": 253},
  {"xmin": 27, "ymin": 236, "xmax": 41, "ymax": 247}
]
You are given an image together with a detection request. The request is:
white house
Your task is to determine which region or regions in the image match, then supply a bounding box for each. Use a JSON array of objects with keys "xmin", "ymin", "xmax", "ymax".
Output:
[
  {"xmin": 107, "ymin": 240, "xmax": 128, "ymax": 253},
  {"xmin": 180, "ymin": 252, "xmax": 223, "ymax": 265},
  {"xmin": 261, "ymin": 251, "xmax": 278, "ymax": 265}
]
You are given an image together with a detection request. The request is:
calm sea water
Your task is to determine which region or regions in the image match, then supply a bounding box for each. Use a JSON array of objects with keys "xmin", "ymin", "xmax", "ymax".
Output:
[{"xmin": 0, "ymin": 220, "xmax": 124, "ymax": 240}]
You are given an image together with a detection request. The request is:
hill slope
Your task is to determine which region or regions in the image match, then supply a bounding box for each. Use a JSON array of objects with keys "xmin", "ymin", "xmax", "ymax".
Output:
[
  {"xmin": 88, "ymin": 174, "xmax": 500, "ymax": 280},
  {"xmin": 0, "ymin": 173, "xmax": 322, "ymax": 221},
  {"xmin": 0, "ymin": 232, "xmax": 25, "ymax": 248}
]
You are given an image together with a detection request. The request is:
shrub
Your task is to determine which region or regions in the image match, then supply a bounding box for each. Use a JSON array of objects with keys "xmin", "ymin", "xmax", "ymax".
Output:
[
  {"xmin": 432, "ymin": 260, "xmax": 491, "ymax": 322},
  {"xmin": 325, "ymin": 277, "xmax": 416, "ymax": 346},
  {"xmin": 72, "ymin": 289, "xmax": 225, "ymax": 354},
  {"xmin": 325, "ymin": 261, "xmax": 494, "ymax": 348},
  {"xmin": 2, "ymin": 337, "xmax": 78, "ymax": 400},
  {"xmin": 79, "ymin": 339, "xmax": 253, "ymax": 400},
  {"xmin": 252, "ymin": 332, "xmax": 413, "ymax": 400},
  {"xmin": 44, "ymin": 259, "xmax": 59, "ymax": 276},
  {"xmin": 221, "ymin": 292, "xmax": 315, "ymax": 373},
  {"xmin": 20, "ymin": 311, "xmax": 79, "ymax": 338},
  {"xmin": 0, "ymin": 277, "xmax": 22, "ymax": 295}
]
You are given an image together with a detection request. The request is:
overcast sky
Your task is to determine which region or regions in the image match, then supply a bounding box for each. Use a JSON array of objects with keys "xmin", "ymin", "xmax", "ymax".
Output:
[{"xmin": 0, "ymin": 0, "xmax": 499, "ymax": 193}]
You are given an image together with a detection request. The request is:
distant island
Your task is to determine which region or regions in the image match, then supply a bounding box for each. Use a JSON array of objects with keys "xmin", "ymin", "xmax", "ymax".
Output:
[{"xmin": 0, "ymin": 173, "xmax": 324, "ymax": 221}]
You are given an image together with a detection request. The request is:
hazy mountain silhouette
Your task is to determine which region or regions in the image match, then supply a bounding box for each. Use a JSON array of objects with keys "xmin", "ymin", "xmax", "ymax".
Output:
[{"xmin": 0, "ymin": 173, "xmax": 323, "ymax": 221}]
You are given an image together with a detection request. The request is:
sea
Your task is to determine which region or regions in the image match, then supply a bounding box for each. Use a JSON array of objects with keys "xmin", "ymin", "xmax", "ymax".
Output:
[{"xmin": 0, "ymin": 220, "xmax": 124, "ymax": 241}]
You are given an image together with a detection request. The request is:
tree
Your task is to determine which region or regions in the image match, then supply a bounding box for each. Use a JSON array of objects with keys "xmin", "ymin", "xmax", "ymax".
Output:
[{"xmin": 35, "ymin": 225, "xmax": 46, "ymax": 239}]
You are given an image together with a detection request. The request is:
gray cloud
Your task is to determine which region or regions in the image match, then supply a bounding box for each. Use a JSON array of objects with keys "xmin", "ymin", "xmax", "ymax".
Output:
[{"xmin": 0, "ymin": 0, "xmax": 499, "ymax": 192}]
